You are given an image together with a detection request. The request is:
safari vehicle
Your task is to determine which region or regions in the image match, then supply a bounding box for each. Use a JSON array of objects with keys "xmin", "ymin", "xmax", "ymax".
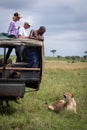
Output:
[{"xmin": 0, "ymin": 33, "xmax": 44, "ymax": 104}]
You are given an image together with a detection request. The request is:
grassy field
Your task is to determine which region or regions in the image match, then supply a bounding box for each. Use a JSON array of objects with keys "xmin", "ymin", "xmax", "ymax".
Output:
[{"xmin": 0, "ymin": 60, "xmax": 87, "ymax": 130}]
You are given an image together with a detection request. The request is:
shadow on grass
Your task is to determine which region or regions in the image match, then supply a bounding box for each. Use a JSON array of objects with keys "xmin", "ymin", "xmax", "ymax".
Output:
[{"xmin": 0, "ymin": 106, "xmax": 17, "ymax": 115}]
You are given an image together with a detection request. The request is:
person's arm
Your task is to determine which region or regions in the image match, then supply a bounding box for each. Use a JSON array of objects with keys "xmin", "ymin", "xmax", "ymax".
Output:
[
  {"xmin": 29, "ymin": 30, "xmax": 38, "ymax": 39},
  {"xmin": 29, "ymin": 30, "xmax": 34, "ymax": 38},
  {"xmin": 18, "ymin": 35, "xmax": 29, "ymax": 38},
  {"xmin": 37, "ymin": 35, "xmax": 44, "ymax": 41},
  {"xmin": 29, "ymin": 30, "xmax": 44, "ymax": 41}
]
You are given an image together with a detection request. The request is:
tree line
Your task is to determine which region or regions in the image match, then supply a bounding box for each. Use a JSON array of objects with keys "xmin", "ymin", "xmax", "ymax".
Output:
[{"xmin": 50, "ymin": 50, "xmax": 87, "ymax": 62}]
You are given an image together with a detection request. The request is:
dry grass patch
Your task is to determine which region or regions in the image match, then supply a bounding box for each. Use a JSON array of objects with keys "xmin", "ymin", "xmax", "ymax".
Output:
[{"xmin": 45, "ymin": 60, "xmax": 87, "ymax": 70}]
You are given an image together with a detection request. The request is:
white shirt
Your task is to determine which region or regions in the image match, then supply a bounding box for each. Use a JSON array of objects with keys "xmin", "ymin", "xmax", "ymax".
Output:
[{"xmin": 18, "ymin": 26, "xmax": 28, "ymax": 37}]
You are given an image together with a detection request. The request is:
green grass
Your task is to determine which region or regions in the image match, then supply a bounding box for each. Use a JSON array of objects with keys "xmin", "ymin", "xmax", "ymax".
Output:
[{"xmin": 0, "ymin": 61, "xmax": 87, "ymax": 130}]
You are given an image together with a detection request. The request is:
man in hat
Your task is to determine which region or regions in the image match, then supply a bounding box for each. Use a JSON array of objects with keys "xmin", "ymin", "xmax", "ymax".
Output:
[
  {"xmin": 18, "ymin": 22, "xmax": 31, "ymax": 38},
  {"xmin": 6, "ymin": 12, "xmax": 22, "ymax": 63},
  {"xmin": 17, "ymin": 22, "xmax": 31, "ymax": 61}
]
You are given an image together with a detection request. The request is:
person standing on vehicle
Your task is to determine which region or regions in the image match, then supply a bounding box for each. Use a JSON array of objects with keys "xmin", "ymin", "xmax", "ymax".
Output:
[
  {"xmin": 6, "ymin": 12, "xmax": 22, "ymax": 63},
  {"xmin": 18, "ymin": 22, "xmax": 31, "ymax": 61},
  {"xmin": 18, "ymin": 22, "xmax": 31, "ymax": 38}
]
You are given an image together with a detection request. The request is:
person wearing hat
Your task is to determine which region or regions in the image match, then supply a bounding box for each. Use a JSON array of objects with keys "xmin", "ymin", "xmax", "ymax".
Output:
[
  {"xmin": 18, "ymin": 22, "xmax": 31, "ymax": 38},
  {"xmin": 16, "ymin": 22, "xmax": 31, "ymax": 61},
  {"xmin": 6, "ymin": 12, "xmax": 22, "ymax": 63}
]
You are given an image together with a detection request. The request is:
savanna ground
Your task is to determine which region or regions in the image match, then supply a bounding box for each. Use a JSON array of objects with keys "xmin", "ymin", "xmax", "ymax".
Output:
[{"xmin": 0, "ymin": 59, "xmax": 87, "ymax": 130}]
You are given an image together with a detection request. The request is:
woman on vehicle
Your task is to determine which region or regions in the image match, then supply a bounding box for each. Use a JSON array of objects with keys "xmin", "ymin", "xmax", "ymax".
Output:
[{"xmin": 6, "ymin": 12, "xmax": 22, "ymax": 62}]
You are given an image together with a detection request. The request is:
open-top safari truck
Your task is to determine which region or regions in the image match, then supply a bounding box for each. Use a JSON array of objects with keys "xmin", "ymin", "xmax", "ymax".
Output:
[{"xmin": 0, "ymin": 33, "xmax": 44, "ymax": 106}]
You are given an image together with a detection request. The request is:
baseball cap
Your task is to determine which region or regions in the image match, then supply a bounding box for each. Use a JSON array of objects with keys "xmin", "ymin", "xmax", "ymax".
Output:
[{"xmin": 25, "ymin": 21, "xmax": 31, "ymax": 26}]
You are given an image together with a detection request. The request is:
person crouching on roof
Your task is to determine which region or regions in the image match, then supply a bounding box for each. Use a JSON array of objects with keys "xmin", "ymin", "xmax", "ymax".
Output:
[{"xmin": 22, "ymin": 26, "xmax": 46, "ymax": 68}]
